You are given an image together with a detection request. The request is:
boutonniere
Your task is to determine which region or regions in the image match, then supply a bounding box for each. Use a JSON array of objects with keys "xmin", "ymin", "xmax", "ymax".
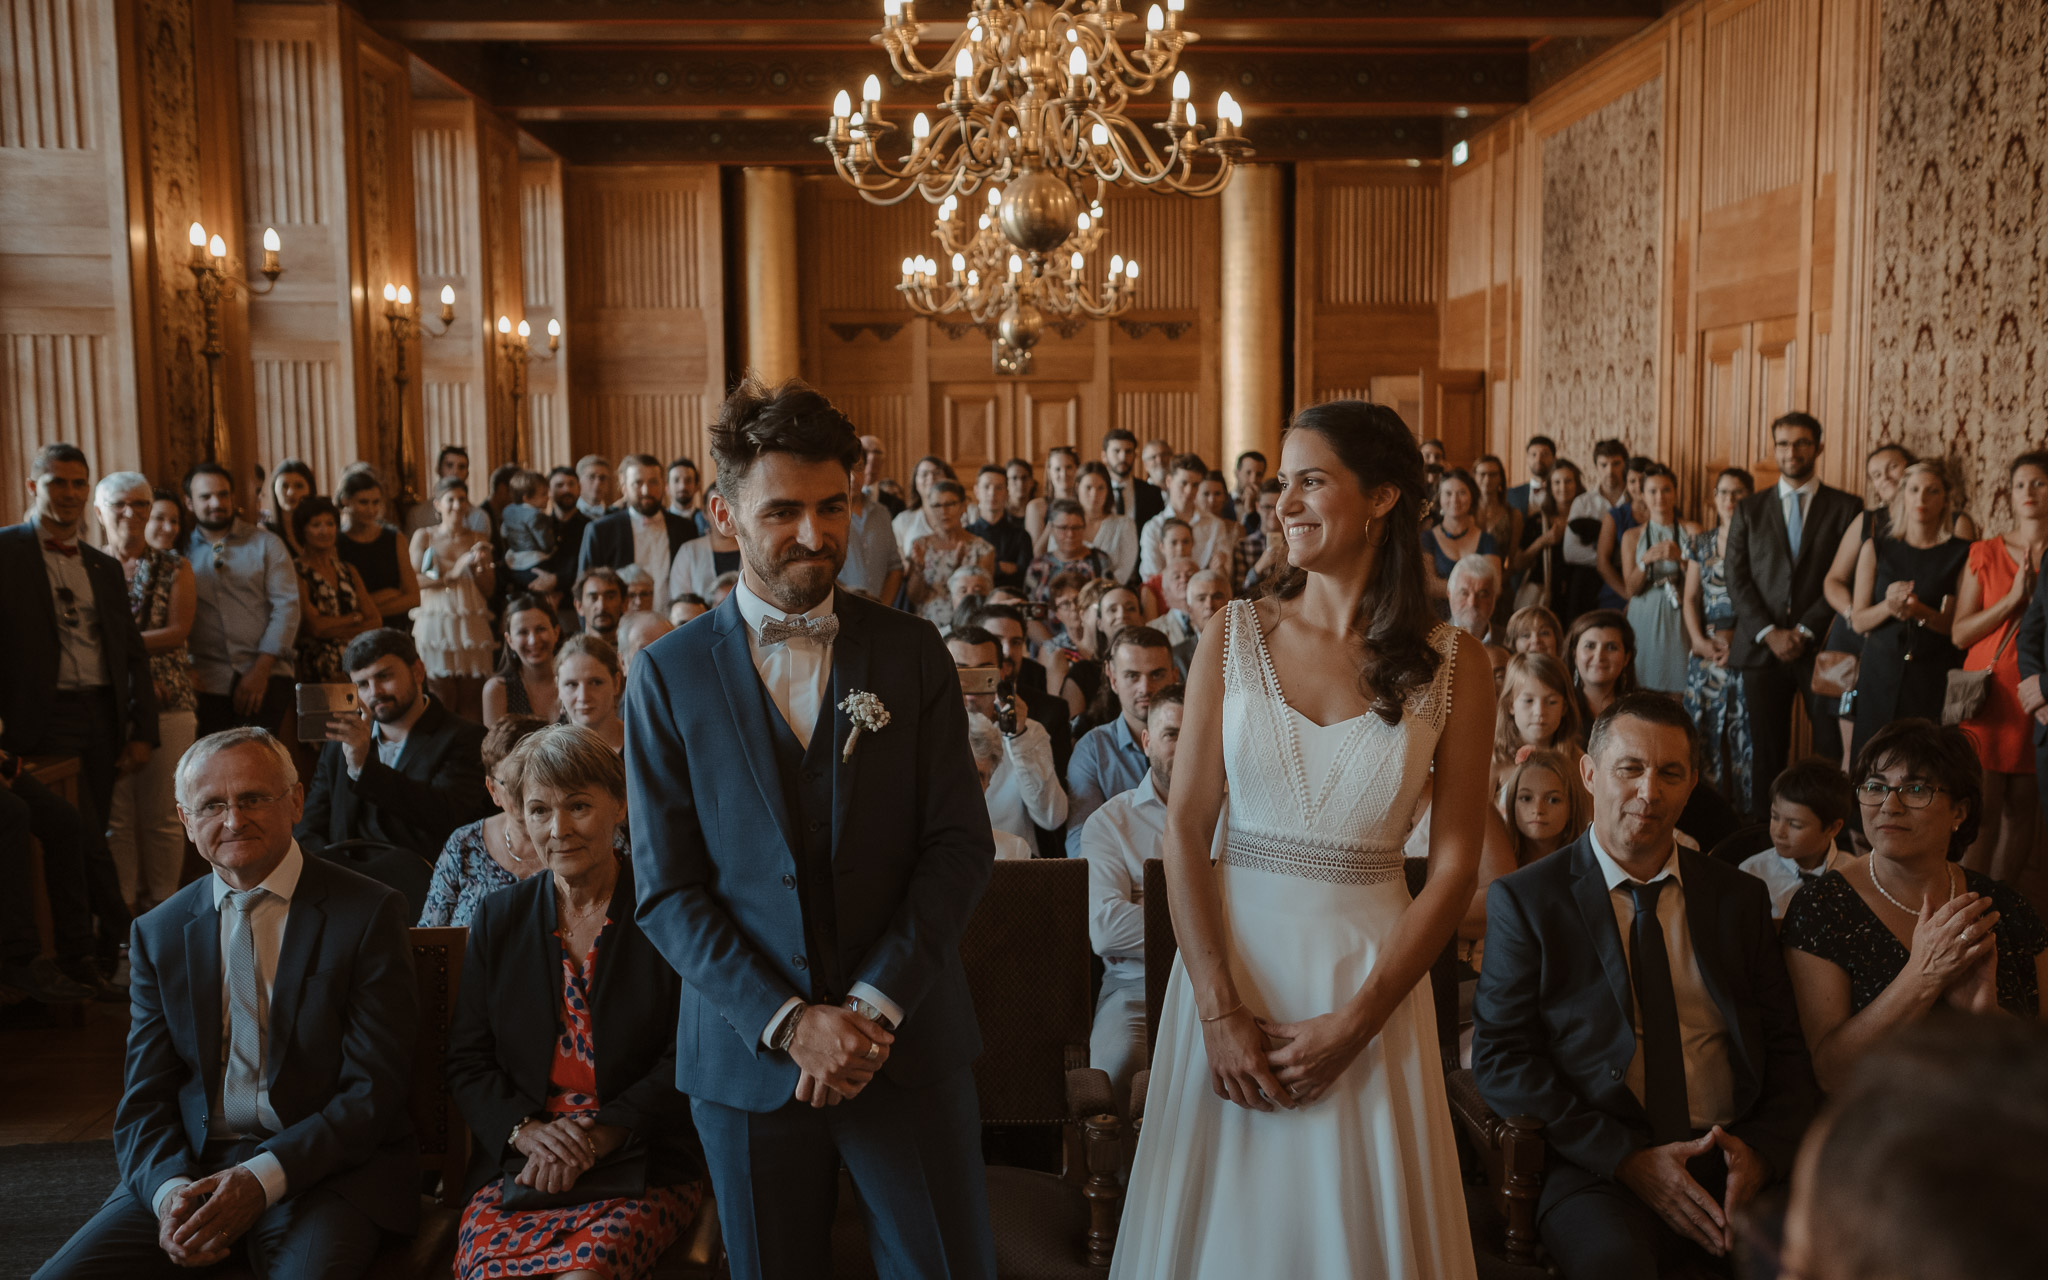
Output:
[{"xmin": 839, "ymin": 690, "xmax": 891, "ymax": 763}]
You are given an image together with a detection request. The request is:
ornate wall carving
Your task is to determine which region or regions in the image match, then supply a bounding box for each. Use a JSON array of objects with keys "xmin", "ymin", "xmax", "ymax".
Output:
[
  {"xmin": 139, "ymin": 0, "xmax": 214, "ymax": 477},
  {"xmin": 1536, "ymin": 74, "xmax": 1662, "ymax": 468},
  {"xmin": 1868, "ymin": 0, "xmax": 2047, "ymax": 521},
  {"xmin": 520, "ymin": 156, "xmax": 569, "ymax": 467}
]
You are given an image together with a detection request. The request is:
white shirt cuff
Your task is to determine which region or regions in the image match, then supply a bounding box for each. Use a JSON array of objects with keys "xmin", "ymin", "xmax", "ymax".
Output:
[
  {"xmin": 242, "ymin": 1152, "xmax": 288, "ymax": 1207},
  {"xmin": 153, "ymin": 1176, "xmax": 194, "ymax": 1218},
  {"xmin": 1755, "ymin": 626, "xmax": 1775, "ymax": 644},
  {"xmin": 760, "ymin": 996, "xmax": 805, "ymax": 1050},
  {"xmin": 849, "ymin": 982, "xmax": 904, "ymax": 1029}
]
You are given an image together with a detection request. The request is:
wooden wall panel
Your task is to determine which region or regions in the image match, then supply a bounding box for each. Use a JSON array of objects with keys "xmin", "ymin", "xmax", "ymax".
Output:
[
  {"xmin": 520, "ymin": 155, "xmax": 569, "ymax": 469},
  {"xmin": 564, "ymin": 164, "xmax": 723, "ymax": 469}
]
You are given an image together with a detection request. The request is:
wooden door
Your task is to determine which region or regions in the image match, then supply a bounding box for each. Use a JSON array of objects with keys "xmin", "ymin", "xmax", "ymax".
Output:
[
  {"xmin": 931, "ymin": 382, "xmax": 1011, "ymax": 475},
  {"xmin": 1015, "ymin": 383, "xmax": 1083, "ymax": 466},
  {"xmin": 1427, "ymin": 370, "xmax": 1487, "ymax": 466},
  {"xmin": 1697, "ymin": 322, "xmax": 1751, "ymax": 506}
]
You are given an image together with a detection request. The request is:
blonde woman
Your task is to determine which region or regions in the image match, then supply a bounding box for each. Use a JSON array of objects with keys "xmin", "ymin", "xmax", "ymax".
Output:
[{"xmin": 1848, "ymin": 460, "xmax": 1970, "ymax": 766}]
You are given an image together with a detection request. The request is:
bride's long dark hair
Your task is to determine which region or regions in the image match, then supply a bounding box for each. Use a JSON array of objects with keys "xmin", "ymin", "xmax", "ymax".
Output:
[{"xmin": 1266, "ymin": 399, "xmax": 1440, "ymax": 725}]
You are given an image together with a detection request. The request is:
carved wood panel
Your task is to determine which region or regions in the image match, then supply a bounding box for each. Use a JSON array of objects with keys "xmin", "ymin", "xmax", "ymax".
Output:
[{"xmin": 520, "ymin": 155, "xmax": 569, "ymax": 469}]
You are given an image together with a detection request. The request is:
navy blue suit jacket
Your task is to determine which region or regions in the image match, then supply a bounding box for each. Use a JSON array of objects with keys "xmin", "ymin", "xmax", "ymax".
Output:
[
  {"xmin": 626, "ymin": 589, "xmax": 994, "ymax": 1113},
  {"xmin": 115, "ymin": 853, "xmax": 419, "ymax": 1232}
]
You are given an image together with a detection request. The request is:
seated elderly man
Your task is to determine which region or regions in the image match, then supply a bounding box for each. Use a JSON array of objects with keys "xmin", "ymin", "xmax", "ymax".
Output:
[
  {"xmin": 1473, "ymin": 694, "xmax": 1818, "ymax": 1280},
  {"xmin": 36, "ymin": 728, "xmax": 417, "ymax": 1280},
  {"xmin": 1170, "ymin": 568, "xmax": 1230, "ymax": 674},
  {"xmin": 1447, "ymin": 553, "xmax": 1501, "ymax": 644}
]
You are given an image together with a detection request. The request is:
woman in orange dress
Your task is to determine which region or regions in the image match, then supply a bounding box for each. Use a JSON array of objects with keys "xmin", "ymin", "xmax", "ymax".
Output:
[{"xmin": 1953, "ymin": 450, "xmax": 2048, "ymax": 883}]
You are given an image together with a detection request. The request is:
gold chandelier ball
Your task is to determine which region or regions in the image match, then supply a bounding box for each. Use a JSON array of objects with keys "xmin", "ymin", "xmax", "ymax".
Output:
[
  {"xmin": 998, "ymin": 298, "xmax": 1045, "ymax": 349},
  {"xmin": 997, "ymin": 170, "xmax": 1079, "ymax": 254}
]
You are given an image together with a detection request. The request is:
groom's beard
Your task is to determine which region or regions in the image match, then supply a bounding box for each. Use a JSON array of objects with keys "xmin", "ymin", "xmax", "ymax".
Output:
[{"xmin": 742, "ymin": 536, "xmax": 845, "ymax": 613}]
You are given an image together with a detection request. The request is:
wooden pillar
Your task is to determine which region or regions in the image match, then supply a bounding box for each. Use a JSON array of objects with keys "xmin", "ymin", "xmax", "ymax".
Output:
[
  {"xmin": 1220, "ymin": 164, "xmax": 1284, "ymax": 468},
  {"xmin": 742, "ymin": 167, "xmax": 800, "ymax": 385},
  {"xmin": 520, "ymin": 151, "xmax": 569, "ymax": 469}
]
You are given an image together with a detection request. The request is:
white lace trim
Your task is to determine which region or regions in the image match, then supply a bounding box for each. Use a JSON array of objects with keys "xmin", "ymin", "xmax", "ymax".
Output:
[{"xmin": 1221, "ymin": 830, "xmax": 1406, "ymax": 886}]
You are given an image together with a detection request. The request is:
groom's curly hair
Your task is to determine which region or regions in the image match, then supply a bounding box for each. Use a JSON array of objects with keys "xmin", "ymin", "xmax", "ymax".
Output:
[{"xmin": 711, "ymin": 373, "xmax": 864, "ymax": 497}]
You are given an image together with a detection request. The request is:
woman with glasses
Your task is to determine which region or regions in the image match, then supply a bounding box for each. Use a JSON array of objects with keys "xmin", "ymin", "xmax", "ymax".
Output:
[
  {"xmin": 1782, "ymin": 719, "xmax": 2048, "ymax": 1090},
  {"xmin": 903, "ymin": 478, "xmax": 994, "ymax": 629}
]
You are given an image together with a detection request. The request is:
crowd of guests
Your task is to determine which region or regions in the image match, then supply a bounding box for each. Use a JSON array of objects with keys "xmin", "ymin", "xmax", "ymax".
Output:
[{"xmin": 7, "ymin": 403, "xmax": 2048, "ymax": 1280}]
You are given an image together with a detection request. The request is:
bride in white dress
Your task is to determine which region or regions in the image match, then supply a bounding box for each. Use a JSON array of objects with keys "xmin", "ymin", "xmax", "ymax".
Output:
[{"xmin": 1112, "ymin": 402, "xmax": 1488, "ymax": 1279}]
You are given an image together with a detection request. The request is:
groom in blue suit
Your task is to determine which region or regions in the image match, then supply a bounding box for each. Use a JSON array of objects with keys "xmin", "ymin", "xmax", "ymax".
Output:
[{"xmin": 626, "ymin": 376, "xmax": 997, "ymax": 1280}]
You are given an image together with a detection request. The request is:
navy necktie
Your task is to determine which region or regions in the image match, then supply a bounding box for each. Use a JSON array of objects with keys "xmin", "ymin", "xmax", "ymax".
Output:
[{"xmin": 1624, "ymin": 879, "xmax": 1692, "ymax": 1144}]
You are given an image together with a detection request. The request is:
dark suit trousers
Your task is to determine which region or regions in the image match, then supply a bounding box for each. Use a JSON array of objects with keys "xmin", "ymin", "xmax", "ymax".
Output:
[
  {"xmin": 1740, "ymin": 655, "xmax": 1842, "ymax": 817},
  {"xmin": 691, "ymin": 1065, "xmax": 995, "ymax": 1280},
  {"xmin": 0, "ymin": 770, "xmax": 93, "ymax": 963},
  {"xmin": 35, "ymin": 1174, "xmax": 384, "ymax": 1280},
  {"xmin": 1541, "ymin": 1149, "xmax": 1732, "ymax": 1280},
  {"xmin": 40, "ymin": 689, "xmax": 130, "ymax": 958}
]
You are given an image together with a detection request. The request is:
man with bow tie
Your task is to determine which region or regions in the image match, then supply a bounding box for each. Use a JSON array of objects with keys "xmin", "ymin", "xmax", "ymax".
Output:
[
  {"xmin": 0, "ymin": 442, "xmax": 156, "ymax": 997},
  {"xmin": 626, "ymin": 376, "xmax": 997, "ymax": 1280}
]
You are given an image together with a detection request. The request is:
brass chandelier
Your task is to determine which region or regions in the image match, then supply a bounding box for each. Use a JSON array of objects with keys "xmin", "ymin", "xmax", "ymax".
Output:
[
  {"xmin": 899, "ymin": 180, "xmax": 1138, "ymax": 373},
  {"xmin": 821, "ymin": 0, "xmax": 1250, "ymax": 274}
]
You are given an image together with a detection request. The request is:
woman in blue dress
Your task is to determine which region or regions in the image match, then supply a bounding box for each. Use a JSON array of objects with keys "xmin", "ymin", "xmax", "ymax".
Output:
[
  {"xmin": 1682, "ymin": 467, "xmax": 1756, "ymax": 810},
  {"xmin": 1422, "ymin": 468, "xmax": 1500, "ymax": 622},
  {"xmin": 1619, "ymin": 464, "xmax": 1695, "ymax": 693}
]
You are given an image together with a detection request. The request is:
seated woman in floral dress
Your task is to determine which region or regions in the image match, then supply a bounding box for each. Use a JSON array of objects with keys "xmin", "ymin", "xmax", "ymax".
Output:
[{"xmin": 446, "ymin": 724, "xmax": 705, "ymax": 1280}]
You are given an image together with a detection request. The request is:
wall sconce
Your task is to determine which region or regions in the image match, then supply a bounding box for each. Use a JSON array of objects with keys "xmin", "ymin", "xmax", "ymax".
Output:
[
  {"xmin": 495, "ymin": 315, "xmax": 560, "ymax": 467},
  {"xmin": 186, "ymin": 221, "xmax": 283, "ymax": 463},
  {"xmin": 381, "ymin": 282, "xmax": 454, "ymax": 509}
]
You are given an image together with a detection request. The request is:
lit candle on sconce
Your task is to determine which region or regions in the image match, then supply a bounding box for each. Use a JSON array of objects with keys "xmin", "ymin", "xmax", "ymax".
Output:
[
  {"xmin": 261, "ymin": 227, "xmax": 281, "ymax": 277},
  {"xmin": 397, "ymin": 285, "xmax": 412, "ymax": 307},
  {"xmin": 208, "ymin": 234, "xmax": 227, "ymax": 261},
  {"xmin": 383, "ymin": 282, "xmax": 400, "ymax": 315},
  {"xmin": 188, "ymin": 221, "xmax": 208, "ymax": 266},
  {"xmin": 497, "ymin": 315, "xmax": 512, "ymax": 335},
  {"xmin": 546, "ymin": 318, "xmax": 560, "ymax": 352},
  {"xmin": 439, "ymin": 285, "xmax": 455, "ymax": 325},
  {"xmin": 516, "ymin": 319, "xmax": 531, "ymax": 342}
]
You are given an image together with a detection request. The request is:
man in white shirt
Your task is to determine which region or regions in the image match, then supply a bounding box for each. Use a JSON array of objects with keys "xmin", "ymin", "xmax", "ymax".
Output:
[
  {"xmin": 1740, "ymin": 760, "xmax": 1851, "ymax": 919},
  {"xmin": 946, "ymin": 628, "xmax": 1065, "ymax": 846},
  {"xmin": 1139, "ymin": 452, "xmax": 1239, "ymax": 579},
  {"xmin": 666, "ymin": 456, "xmax": 712, "ymax": 536}
]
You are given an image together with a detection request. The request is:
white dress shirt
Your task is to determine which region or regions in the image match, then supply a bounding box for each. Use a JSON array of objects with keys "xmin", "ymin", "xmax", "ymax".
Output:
[
  {"xmin": 1138, "ymin": 509, "xmax": 1240, "ymax": 579},
  {"xmin": 1078, "ymin": 773, "xmax": 1227, "ymax": 983},
  {"xmin": 985, "ymin": 717, "xmax": 1066, "ymax": 842},
  {"xmin": 153, "ymin": 843, "xmax": 305, "ymax": 1215},
  {"xmin": 733, "ymin": 580, "xmax": 903, "ymax": 1045},
  {"xmin": 1739, "ymin": 845, "xmax": 1842, "ymax": 919},
  {"xmin": 1588, "ymin": 827, "xmax": 1736, "ymax": 1131},
  {"xmin": 38, "ymin": 527, "xmax": 108, "ymax": 689},
  {"xmin": 631, "ymin": 510, "xmax": 673, "ymax": 613}
]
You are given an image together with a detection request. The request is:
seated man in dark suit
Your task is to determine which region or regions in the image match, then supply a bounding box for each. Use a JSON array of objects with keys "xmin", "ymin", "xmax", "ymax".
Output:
[
  {"xmin": 1473, "ymin": 693, "xmax": 1819, "ymax": 1280},
  {"xmin": 35, "ymin": 727, "xmax": 417, "ymax": 1280},
  {"xmin": 297, "ymin": 629, "xmax": 489, "ymax": 861}
]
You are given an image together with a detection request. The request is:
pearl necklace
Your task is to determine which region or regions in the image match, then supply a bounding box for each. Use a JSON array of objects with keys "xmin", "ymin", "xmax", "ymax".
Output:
[
  {"xmin": 1868, "ymin": 856, "xmax": 1956, "ymax": 916},
  {"xmin": 499, "ymin": 818, "xmax": 531, "ymax": 866}
]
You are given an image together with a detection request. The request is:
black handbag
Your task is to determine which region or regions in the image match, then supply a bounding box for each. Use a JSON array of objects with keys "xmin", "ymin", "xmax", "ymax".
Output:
[{"xmin": 499, "ymin": 1137, "xmax": 650, "ymax": 1212}]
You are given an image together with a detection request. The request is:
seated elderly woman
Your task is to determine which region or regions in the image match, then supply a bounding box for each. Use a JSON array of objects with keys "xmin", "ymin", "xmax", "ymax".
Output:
[
  {"xmin": 446, "ymin": 723, "xmax": 704, "ymax": 1280},
  {"xmin": 1783, "ymin": 718, "xmax": 2048, "ymax": 1089}
]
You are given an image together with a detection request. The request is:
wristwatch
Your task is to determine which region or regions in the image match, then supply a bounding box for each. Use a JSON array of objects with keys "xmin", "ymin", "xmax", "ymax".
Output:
[
  {"xmin": 845, "ymin": 996, "xmax": 896, "ymax": 1031},
  {"xmin": 508, "ymin": 1116, "xmax": 535, "ymax": 1151},
  {"xmin": 770, "ymin": 1002, "xmax": 808, "ymax": 1053}
]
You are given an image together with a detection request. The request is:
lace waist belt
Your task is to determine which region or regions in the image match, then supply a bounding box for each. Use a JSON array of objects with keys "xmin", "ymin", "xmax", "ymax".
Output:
[{"xmin": 1221, "ymin": 829, "xmax": 1406, "ymax": 886}]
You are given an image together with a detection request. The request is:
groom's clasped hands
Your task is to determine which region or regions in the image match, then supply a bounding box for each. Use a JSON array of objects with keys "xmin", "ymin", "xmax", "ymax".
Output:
[{"xmin": 788, "ymin": 1003, "xmax": 896, "ymax": 1108}]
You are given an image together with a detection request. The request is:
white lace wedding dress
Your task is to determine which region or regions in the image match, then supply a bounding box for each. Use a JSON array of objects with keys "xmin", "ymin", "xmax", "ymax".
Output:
[{"xmin": 1110, "ymin": 600, "xmax": 1477, "ymax": 1280}]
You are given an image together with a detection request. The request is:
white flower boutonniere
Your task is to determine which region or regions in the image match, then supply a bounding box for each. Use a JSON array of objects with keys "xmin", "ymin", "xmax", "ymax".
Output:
[{"xmin": 839, "ymin": 690, "xmax": 891, "ymax": 763}]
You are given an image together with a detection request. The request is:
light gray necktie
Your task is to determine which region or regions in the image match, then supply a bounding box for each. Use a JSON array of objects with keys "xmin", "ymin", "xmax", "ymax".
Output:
[
  {"xmin": 221, "ymin": 888, "xmax": 267, "ymax": 1136},
  {"xmin": 1784, "ymin": 488, "xmax": 1804, "ymax": 559}
]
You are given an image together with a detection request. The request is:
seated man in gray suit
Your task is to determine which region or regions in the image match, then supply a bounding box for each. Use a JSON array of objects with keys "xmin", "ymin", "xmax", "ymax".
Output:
[{"xmin": 37, "ymin": 728, "xmax": 418, "ymax": 1280}]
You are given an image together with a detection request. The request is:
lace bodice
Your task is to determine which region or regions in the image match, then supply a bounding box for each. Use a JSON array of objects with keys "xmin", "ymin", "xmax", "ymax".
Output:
[{"xmin": 1219, "ymin": 600, "xmax": 1460, "ymax": 885}]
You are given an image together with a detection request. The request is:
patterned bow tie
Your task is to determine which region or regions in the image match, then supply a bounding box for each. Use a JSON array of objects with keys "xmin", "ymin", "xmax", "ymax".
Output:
[
  {"xmin": 42, "ymin": 539, "xmax": 79, "ymax": 557},
  {"xmin": 760, "ymin": 613, "xmax": 839, "ymax": 646}
]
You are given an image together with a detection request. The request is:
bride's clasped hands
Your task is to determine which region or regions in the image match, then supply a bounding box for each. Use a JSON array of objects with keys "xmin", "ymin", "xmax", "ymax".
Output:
[{"xmin": 1199, "ymin": 997, "xmax": 1392, "ymax": 1110}]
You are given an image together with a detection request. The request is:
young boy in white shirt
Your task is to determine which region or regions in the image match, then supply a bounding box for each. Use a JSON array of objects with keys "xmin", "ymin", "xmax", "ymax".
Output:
[{"xmin": 1741, "ymin": 759, "xmax": 1853, "ymax": 920}]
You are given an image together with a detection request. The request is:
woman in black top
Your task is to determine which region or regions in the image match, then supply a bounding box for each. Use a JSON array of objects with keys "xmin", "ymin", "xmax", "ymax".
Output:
[
  {"xmin": 1784, "ymin": 720, "xmax": 2048, "ymax": 1090},
  {"xmin": 336, "ymin": 469, "xmax": 420, "ymax": 626},
  {"xmin": 1846, "ymin": 461, "xmax": 1972, "ymax": 766}
]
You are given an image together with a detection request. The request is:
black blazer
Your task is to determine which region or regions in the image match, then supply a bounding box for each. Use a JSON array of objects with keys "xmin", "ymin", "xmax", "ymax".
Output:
[
  {"xmin": 577, "ymin": 509, "xmax": 698, "ymax": 585},
  {"xmin": 297, "ymin": 697, "xmax": 490, "ymax": 859},
  {"xmin": 116, "ymin": 853, "xmax": 418, "ymax": 1231},
  {"xmin": 1723, "ymin": 483, "xmax": 1862, "ymax": 669},
  {"xmin": 446, "ymin": 863, "xmax": 703, "ymax": 1198},
  {"xmin": 0, "ymin": 521, "xmax": 157, "ymax": 755},
  {"xmin": 1116, "ymin": 478, "xmax": 1165, "ymax": 528},
  {"xmin": 1471, "ymin": 834, "xmax": 1817, "ymax": 1208}
]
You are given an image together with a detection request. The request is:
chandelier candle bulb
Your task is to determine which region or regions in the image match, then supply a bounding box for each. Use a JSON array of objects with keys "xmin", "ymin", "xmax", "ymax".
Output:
[
  {"xmin": 516, "ymin": 319, "xmax": 530, "ymax": 340},
  {"xmin": 1172, "ymin": 71, "xmax": 1190, "ymax": 102},
  {"xmin": 208, "ymin": 234, "xmax": 225, "ymax": 260},
  {"xmin": 1070, "ymin": 251, "xmax": 1084, "ymax": 272},
  {"xmin": 497, "ymin": 315, "xmax": 511, "ymax": 335},
  {"xmin": 1147, "ymin": 5, "xmax": 1163, "ymax": 33},
  {"xmin": 1126, "ymin": 259, "xmax": 1139, "ymax": 278},
  {"xmin": 383, "ymin": 282, "xmax": 398, "ymax": 304},
  {"xmin": 1110, "ymin": 254, "xmax": 1124, "ymax": 275},
  {"xmin": 883, "ymin": 0, "xmax": 901, "ymax": 24},
  {"xmin": 912, "ymin": 112, "xmax": 930, "ymax": 144},
  {"xmin": 862, "ymin": 74, "xmax": 882, "ymax": 114},
  {"xmin": 397, "ymin": 285, "xmax": 412, "ymax": 306}
]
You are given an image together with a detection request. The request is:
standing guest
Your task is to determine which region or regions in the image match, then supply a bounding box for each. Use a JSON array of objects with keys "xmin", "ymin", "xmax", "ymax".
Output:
[
  {"xmin": 1507, "ymin": 435, "xmax": 1556, "ymax": 514},
  {"xmin": 1023, "ymin": 446, "xmax": 1078, "ymax": 551},
  {"xmin": 668, "ymin": 482, "xmax": 744, "ymax": 605},
  {"xmin": 1138, "ymin": 453, "xmax": 1237, "ymax": 579},
  {"xmin": 578, "ymin": 454, "xmax": 695, "ymax": 617},
  {"xmin": 670, "ymin": 594, "xmax": 709, "ymax": 627},
  {"xmin": 1847, "ymin": 460, "xmax": 1969, "ymax": 767},
  {"xmin": 890, "ymin": 454, "xmax": 956, "ymax": 554},
  {"xmin": 97, "ymin": 478, "xmax": 197, "ymax": 916},
  {"xmin": 1237, "ymin": 479, "xmax": 1287, "ymax": 595},
  {"xmin": 297, "ymin": 629, "xmax": 490, "ymax": 862},
  {"xmin": 1472, "ymin": 695, "xmax": 1820, "ymax": 1280},
  {"xmin": 1073, "ymin": 462, "xmax": 1139, "ymax": 583},
  {"xmin": 446, "ymin": 723, "xmax": 706, "ymax": 1280},
  {"xmin": 858, "ymin": 434, "xmax": 906, "ymax": 518},
  {"xmin": 1491, "ymin": 653, "xmax": 1584, "ymax": 799},
  {"xmin": 1568, "ymin": 609, "xmax": 1639, "ymax": 727},
  {"xmin": 1447, "ymin": 555, "xmax": 1501, "ymax": 644},
  {"xmin": 1100, "ymin": 428, "xmax": 1165, "ymax": 526},
  {"xmin": 1816, "ymin": 444, "xmax": 1915, "ymax": 757},
  {"xmin": 1726, "ymin": 412, "xmax": 1863, "ymax": 817},
  {"xmin": 1140, "ymin": 438, "xmax": 1174, "ymax": 491},
  {"xmin": 1953, "ymin": 451, "xmax": 2047, "ymax": 882},
  {"xmin": 573, "ymin": 566, "xmax": 625, "ymax": 651},
  {"xmin": 1683, "ymin": 467, "xmax": 1757, "ymax": 813},
  {"xmin": 1231, "ymin": 450, "xmax": 1267, "ymax": 528},
  {"xmin": 947, "ymin": 628, "xmax": 1067, "ymax": 847},
  {"xmin": 557, "ymin": 634, "xmax": 626, "ymax": 754},
  {"xmin": 185, "ymin": 461, "xmax": 300, "ymax": 736},
  {"xmin": 1499, "ymin": 746, "xmax": 1587, "ymax": 868},
  {"xmin": 667, "ymin": 455, "xmax": 712, "ymax": 535},
  {"xmin": 407, "ymin": 446, "xmax": 493, "ymax": 534},
  {"xmin": 573, "ymin": 453, "xmax": 616, "ymax": 521},
  {"xmin": 1424, "ymin": 469, "xmax": 1501, "ymax": 618},
  {"xmin": 965, "ymin": 464, "xmax": 1033, "ymax": 591},
  {"xmin": 418, "ymin": 714, "xmax": 551, "ymax": 927},
  {"xmin": 335, "ymin": 471, "xmax": 420, "ymax": 627},
  {"xmin": 259, "ymin": 459, "xmax": 316, "ymax": 557},
  {"xmin": 838, "ymin": 473, "xmax": 905, "ymax": 605},
  {"xmin": 966, "ymin": 716, "xmax": 1037, "ymax": 860},
  {"xmin": 481, "ymin": 593, "xmax": 562, "ymax": 727},
  {"xmin": 1784, "ymin": 720, "xmax": 2048, "ymax": 1091},
  {"xmin": 1505, "ymin": 604, "xmax": 1563, "ymax": 658},
  {"xmin": 906, "ymin": 479, "xmax": 995, "ymax": 629},
  {"xmin": 1474, "ymin": 454, "xmax": 1525, "ymax": 634},
  {"xmin": 291, "ymin": 497, "xmax": 382, "ymax": 685},
  {"xmin": 1739, "ymin": 760, "xmax": 1851, "ymax": 920},
  {"xmin": 1079, "ymin": 689, "xmax": 1189, "ymax": 1116},
  {"xmin": 1025, "ymin": 498, "xmax": 1113, "ymax": 600},
  {"xmin": 496, "ymin": 469, "xmax": 556, "ymax": 586},
  {"xmin": 1065, "ymin": 625, "xmax": 1175, "ymax": 856},
  {"xmin": 1004, "ymin": 457, "xmax": 1036, "ymax": 524},
  {"xmin": 409, "ymin": 477, "xmax": 496, "ymax": 721},
  {"xmin": 1545, "ymin": 460, "xmax": 1600, "ymax": 623},
  {"xmin": 34, "ymin": 727, "xmax": 418, "ymax": 1280},
  {"xmin": 541, "ymin": 466, "xmax": 592, "ymax": 603},
  {"xmin": 1584, "ymin": 443, "xmax": 1636, "ymax": 610},
  {"xmin": 1621, "ymin": 465, "xmax": 1696, "ymax": 695},
  {"xmin": 482, "ymin": 464, "xmax": 518, "ymax": 535}
]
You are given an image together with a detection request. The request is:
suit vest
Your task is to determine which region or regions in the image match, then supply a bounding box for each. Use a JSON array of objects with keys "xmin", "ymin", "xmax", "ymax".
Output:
[{"xmin": 756, "ymin": 674, "xmax": 845, "ymax": 1002}]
